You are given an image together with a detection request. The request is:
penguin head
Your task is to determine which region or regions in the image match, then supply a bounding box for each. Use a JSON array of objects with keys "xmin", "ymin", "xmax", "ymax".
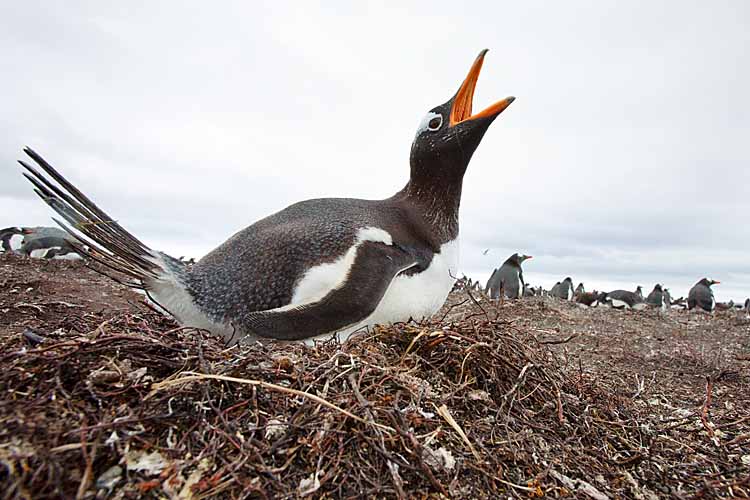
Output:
[
  {"xmin": 564, "ymin": 277, "xmax": 573, "ymax": 284},
  {"xmin": 1, "ymin": 227, "xmax": 23, "ymax": 235},
  {"xmin": 507, "ymin": 253, "xmax": 532, "ymax": 265},
  {"xmin": 411, "ymin": 49, "xmax": 515, "ymax": 183},
  {"xmin": 653, "ymin": 284, "xmax": 663, "ymax": 292},
  {"xmin": 699, "ymin": 278, "xmax": 720, "ymax": 287}
]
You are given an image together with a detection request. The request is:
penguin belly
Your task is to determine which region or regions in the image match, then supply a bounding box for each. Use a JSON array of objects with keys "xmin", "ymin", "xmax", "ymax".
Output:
[{"xmin": 328, "ymin": 238, "xmax": 459, "ymax": 342}]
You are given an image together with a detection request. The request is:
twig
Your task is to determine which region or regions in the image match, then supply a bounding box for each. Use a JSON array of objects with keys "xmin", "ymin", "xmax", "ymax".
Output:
[
  {"xmin": 436, "ymin": 404, "xmax": 480, "ymax": 460},
  {"xmin": 148, "ymin": 371, "xmax": 394, "ymax": 433}
]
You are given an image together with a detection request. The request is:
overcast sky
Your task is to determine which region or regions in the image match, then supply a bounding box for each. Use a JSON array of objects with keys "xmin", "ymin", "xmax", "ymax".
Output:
[{"xmin": 1, "ymin": 1, "xmax": 748, "ymax": 301}]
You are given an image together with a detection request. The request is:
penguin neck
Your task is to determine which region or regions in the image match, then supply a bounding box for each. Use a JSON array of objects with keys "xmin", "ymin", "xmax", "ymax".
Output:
[{"xmin": 397, "ymin": 175, "xmax": 462, "ymax": 244}]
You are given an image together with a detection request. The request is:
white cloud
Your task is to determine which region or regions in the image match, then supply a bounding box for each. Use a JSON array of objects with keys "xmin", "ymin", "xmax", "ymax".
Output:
[{"xmin": 1, "ymin": 1, "xmax": 748, "ymax": 302}]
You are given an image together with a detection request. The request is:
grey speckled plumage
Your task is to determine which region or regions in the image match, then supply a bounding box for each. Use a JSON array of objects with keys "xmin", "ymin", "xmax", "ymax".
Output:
[
  {"xmin": 688, "ymin": 278, "xmax": 718, "ymax": 312},
  {"xmin": 484, "ymin": 253, "xmax": 531, "ymax": 299},
  {"xmin": 18, "ymin": 50, "xmax": 516, "ymax": 343}
]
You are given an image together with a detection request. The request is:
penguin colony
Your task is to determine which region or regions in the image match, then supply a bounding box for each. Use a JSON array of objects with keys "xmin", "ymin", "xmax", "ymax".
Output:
[
  {"xmin": 478, "ymin": 252, "xmax": 737, "ymax": 314},
  {"xmin": 6, "ymin": 50, "xmax": 746, "ymax": 345}
]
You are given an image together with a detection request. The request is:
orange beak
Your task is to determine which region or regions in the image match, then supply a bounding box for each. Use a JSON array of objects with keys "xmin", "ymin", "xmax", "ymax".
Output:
[
  {"xmin": 450, "ymin": 49, "xmax": 515, "ymax": 126},
  {"xmin": 21, "ymin": 228, "xmax": 34, "ymax": 235}
]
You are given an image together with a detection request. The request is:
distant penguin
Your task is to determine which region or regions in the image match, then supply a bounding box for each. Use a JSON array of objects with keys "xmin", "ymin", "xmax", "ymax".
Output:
[
  {"xmin": 19, "ymin": 236, "xmax": 80, "ymax": 259},
  {"xmin": 484, "ymin": 253, "xmax": 532, "ymax": 299},
  {"xmin": 646, "ymin": 284, "xmax": 667, "ymax": 310},
  {"xmin": 634, "ymin": 286, "xmax": 643, "ymax": 301},
  {"xmin": 552, "ymin": 277, "xmax": 574, "ymax": 300},
  {"xmin": 550, "ymin": 282, "xmax": 561, "ymax": 297},
  {"xmin": 663, "ymin": 288, "xmax": 672, "ymax": 308},
  {"xmin": 574, "ymin": 282, "xmax": 585, "ymax": 299},
  {"xmin": 744, "ymin": 298, "xmax": 750, "ymax": 314},
  {"xmin": 687, "ymin": 278, "xmax": 719, "ymax": 312},
  {"xmin": 603, "ymin": 289, "xmax": 643, "ymax": 309},
  {"xmin": 1, "ymin": 227, "xmax": 23, "ymax": 252},
  {"xmin": 576, "ymin": 291, "xmax": 601, "ymax": 307}
]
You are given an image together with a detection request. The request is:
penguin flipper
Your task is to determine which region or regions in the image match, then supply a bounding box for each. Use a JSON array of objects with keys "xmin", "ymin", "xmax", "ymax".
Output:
[{"xmin": 242, "ymin": 241, "xmax": 419, "ymax": 342}]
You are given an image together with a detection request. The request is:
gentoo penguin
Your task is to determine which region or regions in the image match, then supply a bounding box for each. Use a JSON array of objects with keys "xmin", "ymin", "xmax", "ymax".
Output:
[
  {"xmin": 484, "ymin": 253, "xmax": 532, "ymax": 299},
  {"xmin": 552, "ymin": 277, "xmax": 574, "ymax": 300},
  {"xmin": 523, "ymin": 283, "xmax": 534, "ymax": 297},
  {"xmin": 646, "ymin": 284, "xmax": 667, "ymax": 310},
  {"xmin": 574, "ymin": 282, "xmax": 585, "ymax": 299},
  {"xmin": 634, "ymin": 285, "xmax": 643, "ymax": 301},
  {"xmin": 0, "ymin": 227, "xmax": 23, "ymax": 252},
  {"xmin": 744, "ymin": 298, "xmax": 750, "ymax": 314},
  {"xmin": 602, "ymin": 289, "xmax": 643, "ymax": 309},
  {"xmin": 19, "ymin": 235, "xmax": 81, "ymax": 259},
  {"xmin": 576, "ymin": 291, "xmax": 602, "ymax": 307},
  {"xmin": 663, "ymin": 287, "xmax": 672, "ymax": 308},
  {"xmin": 550, "ymin": 281, "xmax": 561, "ymax": 297},
  {"xmin": 18, "ymin": 50, "xmax": 515, "ymax": 344},
  {"xmin": 688, "ymin": 278, "xmax": 719, "ymax": 312}
]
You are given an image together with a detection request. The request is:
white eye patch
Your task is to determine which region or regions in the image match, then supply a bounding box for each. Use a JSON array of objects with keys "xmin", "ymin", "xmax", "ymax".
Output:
[{"xmin": 415, "ymin": 111, "xmax": 443, "ymax": 136}]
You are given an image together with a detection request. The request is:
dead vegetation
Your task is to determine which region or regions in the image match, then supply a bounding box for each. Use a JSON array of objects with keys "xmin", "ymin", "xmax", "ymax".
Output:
[{"xmin": 1, "ymin": 253, "xmax": 749, "ymax": 499}]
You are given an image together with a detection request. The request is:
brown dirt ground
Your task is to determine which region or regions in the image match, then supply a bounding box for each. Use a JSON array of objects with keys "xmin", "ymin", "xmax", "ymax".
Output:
[{"xmin": 1, "ymin": 253, "xmax": 749, "ymax": 499}]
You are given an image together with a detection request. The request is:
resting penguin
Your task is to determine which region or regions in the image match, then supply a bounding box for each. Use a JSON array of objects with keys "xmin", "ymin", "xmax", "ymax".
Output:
[
  {"xmin": 484, "ymin": 253, "xmax": 532, "ymax": 299},
  {"xmin": 19, "ymin": 235, "xmax": 81, "ymax": 259},
  {"xmin": 550, "ymin": 281, "xmax": 561, "ymax": 297},
  {"xmin": 552, "ymin": 277, "xmax": 574, "ymax": 300},
  {"xmin": 603, "ymin": 289, "xmax": 643, "ymax": 309},
  {"xmin": 646, "ymin": 284, "xmax": 667, "ymax": 310},
  {"xmin": 687, "ymin": 278, "xmax": 719, "ymax": 312},
  {"xmin": 17, "ymin": 50, "xmax": 515, "ymax": 344},
  {"xmin": 0, "ymin": 227, "xmax": 23, "ymax": 252}
]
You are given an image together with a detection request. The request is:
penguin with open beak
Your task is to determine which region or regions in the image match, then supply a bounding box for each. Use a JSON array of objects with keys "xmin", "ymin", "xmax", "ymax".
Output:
[{"xmin": 20, "ymin": 50, "xmax": 516, "ymax": 343}]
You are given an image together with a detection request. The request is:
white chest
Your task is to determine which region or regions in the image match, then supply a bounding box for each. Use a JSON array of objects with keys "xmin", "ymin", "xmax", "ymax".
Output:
[{"xmin": 359, "ymin": 238, "xmax": 459, "ymax": 330}]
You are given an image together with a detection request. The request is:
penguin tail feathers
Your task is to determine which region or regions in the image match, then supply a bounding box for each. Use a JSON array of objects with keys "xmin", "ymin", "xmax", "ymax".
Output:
[{"xmin": 19, "ymin": 147, "xmax": 172, "ymax": 289}]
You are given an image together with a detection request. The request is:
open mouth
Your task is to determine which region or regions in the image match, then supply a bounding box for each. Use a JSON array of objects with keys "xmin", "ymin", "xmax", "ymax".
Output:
[{"xmin": 450, "ymin": 49, "xmax": 515, "ymax": 126}]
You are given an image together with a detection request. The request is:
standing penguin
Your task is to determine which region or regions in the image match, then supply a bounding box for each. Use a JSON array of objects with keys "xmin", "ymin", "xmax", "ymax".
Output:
[
  {"xmin": 663, "ymin": 287, "xmax": 672, "ymax": 308},
  {"xmin": 484, "ymin": 253, "xmax": 532, "ymax": 299},
  {"xmin": 18, "ymin": 50, "xmax": 516, "ymax": 344},
  {"xmin": 574, "ymin": 282, "xmax": 585, "ymax": 299},
  {"xmin": 552, "ymin": 277, "xmax": 574, "ymax": 300},
  {"xmin": 634, "ymin": 286, "xmax": 643, "ymax": 301},
  {"xmin": 646, "ymin": 284, "xmax": 667, "ymax": 310},
  {"xmin": 687, "ymin": 278, "xmax": 719, "ymax": 312},
  {"xmin": 744, "ymin": 298, "xmax": 749, "ymax": 315}
]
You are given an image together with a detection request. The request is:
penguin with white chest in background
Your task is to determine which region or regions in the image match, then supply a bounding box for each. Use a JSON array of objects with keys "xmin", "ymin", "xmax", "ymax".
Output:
[
  {"xmin": 18, "ymin": 50, "xmax": 515, "ymax": 344},
  {"xmin": 688, "ymin": 278, "xmax": 719, "ymax": 312},
  {"xmin": 485, "ymin": 253, "xmax": 532, "ymax": 299},
  {"xmin": 552, "ymin": 277, "xmax": 574, "ymax": 300}
]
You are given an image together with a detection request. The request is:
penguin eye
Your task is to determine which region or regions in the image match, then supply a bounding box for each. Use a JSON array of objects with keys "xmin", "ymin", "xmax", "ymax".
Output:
[
  {"xmin": 415, "ymin": 111, "xmax": 444, "ymax": 137},
  {"xmin": 427, "ymin": 115, "xmax": 443, "ymax": 131}
]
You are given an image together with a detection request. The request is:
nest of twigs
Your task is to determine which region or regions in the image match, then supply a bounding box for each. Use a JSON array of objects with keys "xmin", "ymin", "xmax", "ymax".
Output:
[{"xmin": 0, "ymin": 257, "xmax": 748, "ymax": 499}]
